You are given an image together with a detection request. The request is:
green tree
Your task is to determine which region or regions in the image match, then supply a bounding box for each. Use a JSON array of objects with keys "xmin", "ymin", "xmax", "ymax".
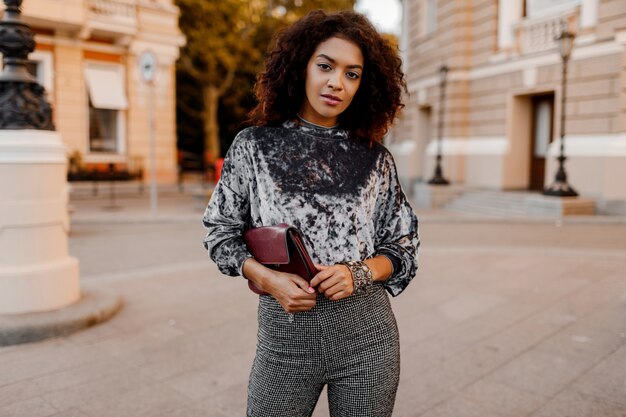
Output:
[{"xmin": 175, "ymin": 0, "xmax": 355, "ymax": 163}]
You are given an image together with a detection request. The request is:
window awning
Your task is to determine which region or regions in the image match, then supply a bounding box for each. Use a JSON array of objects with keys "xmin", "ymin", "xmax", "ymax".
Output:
[{"xmin": 85, "ymin": 65, "xmax": 128, "ymax": 110}]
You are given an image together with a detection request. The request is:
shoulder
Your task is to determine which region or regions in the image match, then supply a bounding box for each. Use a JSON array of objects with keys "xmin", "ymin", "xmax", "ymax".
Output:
[
  {"xmin": 367, "ymin": 140, "xmax": 396, "ymax": 165},
  {"xmin": 232, "ymin": 126, "xmax": 262, "ymax": 145},
  {"xmin": 365, "ymin": 141, "xmax": 400, "ymax": 178},
  {"xmin": 232, "ymin": 125, "xmax": 286, "ymax": 148}
]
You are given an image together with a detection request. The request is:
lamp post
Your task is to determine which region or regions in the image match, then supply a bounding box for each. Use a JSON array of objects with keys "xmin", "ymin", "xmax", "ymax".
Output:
[
  {"xmin": 0, "ymin": 0, "xmax": 54, "ymax": 129},
  {"xmin": 0, "ymin": 0, "xmax": 79, "ymax": 315},
  {"xmin": 543, "ymin": 21, "xmax": 578, "ymax": 197},
  {"xmin": 428, "ymin": 64, "xmax": 450, "ymax": 185}
]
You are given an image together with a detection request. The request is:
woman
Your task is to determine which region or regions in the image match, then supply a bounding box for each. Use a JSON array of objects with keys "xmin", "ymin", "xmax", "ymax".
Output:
[{"xmin": 203, "ymin": 10, "xmax": 419, "ymax": 417}]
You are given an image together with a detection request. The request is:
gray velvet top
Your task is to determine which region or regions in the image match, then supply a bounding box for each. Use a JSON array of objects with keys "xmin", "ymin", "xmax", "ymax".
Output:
[{"xmin": 202, "ymin": 119, "xmax": 419, "ymax": 296}]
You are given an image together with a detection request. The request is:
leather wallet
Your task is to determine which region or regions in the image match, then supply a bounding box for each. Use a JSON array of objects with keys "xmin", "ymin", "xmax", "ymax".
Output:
[{"xmin": 243, "ymin": 224, "xmax": 318, "ymax": 295}]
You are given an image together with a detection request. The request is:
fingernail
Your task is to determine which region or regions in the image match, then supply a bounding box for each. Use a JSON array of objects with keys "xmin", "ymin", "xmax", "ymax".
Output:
[{"xmin": 307, "ymin": 286, "xmax": 315, "ymax": 293}]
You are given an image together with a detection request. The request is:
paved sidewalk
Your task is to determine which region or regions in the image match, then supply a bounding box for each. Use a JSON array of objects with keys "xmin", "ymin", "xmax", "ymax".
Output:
[{"xmin": 0, "ymin": 192, "xmax": 625, "ymax": 416}]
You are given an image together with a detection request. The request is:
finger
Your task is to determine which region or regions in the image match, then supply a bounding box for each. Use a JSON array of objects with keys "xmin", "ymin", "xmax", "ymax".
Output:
[
  {"xmin": 323, "ymin": 281, "xmax": 347, "ymax": 298},
  {"xmin": 329, "ymin": 290, "xmax": 350, "ymax": 301},
  {"xmin": 314, "ymin": 264, "xmax": 329, "ymax": 270},
  {"xmin": 290, "ymin": 275, "xmax": 316, "ymax": 294},
  {"xmin": 286, "ymin": 298, "xmax": 316, "ymax": 313},
  {"xmin": 310, "ymin": 268, "xmax": 335, "ymax": 287},
  {"xmin": 318, "ymin": 274, "xmax": 344, "ymax": 293}
]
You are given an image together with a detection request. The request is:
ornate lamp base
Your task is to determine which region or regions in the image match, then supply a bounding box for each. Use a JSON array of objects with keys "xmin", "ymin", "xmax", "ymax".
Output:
[
  {"xmin": 427, "ymin": 175, "xmax": 450, "ymax": 186},
  {"xmin": 543, "ymin": 180, "xmax": 578, "ymax": 197}
]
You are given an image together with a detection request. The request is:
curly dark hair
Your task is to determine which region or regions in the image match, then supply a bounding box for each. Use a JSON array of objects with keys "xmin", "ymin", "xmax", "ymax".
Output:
[{"xmin": 248, "ymin": 10, "xmax": 406, "ymax": 144}]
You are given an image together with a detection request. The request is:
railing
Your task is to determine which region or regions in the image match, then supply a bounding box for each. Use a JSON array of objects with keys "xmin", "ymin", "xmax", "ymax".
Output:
[
  {"xmin": 87, "ymin": 0, "xmax": 136, "ymax": 21},
  {"xmin": 515, "ymin": 7, "xmax": 579, "ymax": 55}
]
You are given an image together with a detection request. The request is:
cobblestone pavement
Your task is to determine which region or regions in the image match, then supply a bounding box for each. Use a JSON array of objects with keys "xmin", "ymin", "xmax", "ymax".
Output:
[{"xmin": 1, "ymin": 192, "xmax": 625, "ymax": 417}]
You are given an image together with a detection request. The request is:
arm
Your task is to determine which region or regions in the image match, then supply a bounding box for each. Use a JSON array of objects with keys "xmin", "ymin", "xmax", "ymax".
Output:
[
  {"xmin": 202, "ymin": 133, "xmax": 254, "ymax": 276},
  {"xmin": 372, "ymin": 149, "xmax": 420, "ymax": 296},
  {"xmin": 310, "ymin": 150, "xmax": 419, "ymax": 299},
  {"xmin": 203, "ymin": 131, "xmax": 316, "ymax": 312}
]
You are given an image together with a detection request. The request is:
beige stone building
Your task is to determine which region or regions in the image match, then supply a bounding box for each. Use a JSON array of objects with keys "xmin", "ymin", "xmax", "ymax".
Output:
[
  {"xmin": 3, "ymin": 0, "xmax": 185, "ymax": 183},
  {"xmin": 392, "ymin": 0, "xmax": 626, "ymax": 213}
]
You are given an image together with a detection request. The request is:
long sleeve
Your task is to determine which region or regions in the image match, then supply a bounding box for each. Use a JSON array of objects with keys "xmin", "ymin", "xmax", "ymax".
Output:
[
  {"xmin": 202, "ymin": 132, "xmax": 254, "ymax": 276},
  {"xmin": 373, "ymin": 149, "xmax": 420, "ymax": 297}
]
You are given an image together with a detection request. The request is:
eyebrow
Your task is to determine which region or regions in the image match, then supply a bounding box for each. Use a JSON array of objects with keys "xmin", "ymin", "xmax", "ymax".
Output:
[{"xmin": 317, "ymin": 54, "xmax": 363, "ymax": 70}]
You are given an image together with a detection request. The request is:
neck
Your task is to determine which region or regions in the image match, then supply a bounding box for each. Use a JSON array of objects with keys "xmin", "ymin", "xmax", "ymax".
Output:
[{"xmin": 296, "ymin": 114, "xmax": 338, "ymax": 129}]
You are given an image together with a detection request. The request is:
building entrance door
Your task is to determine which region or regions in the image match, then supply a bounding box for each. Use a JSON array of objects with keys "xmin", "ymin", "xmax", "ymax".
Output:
[
  {"xmin": 529, "ymin": 94, "xmax": 554, "ymax": 190},
  {"xmin": 417, "ymin": 106, "xmax": 432, "ymax": 180}
]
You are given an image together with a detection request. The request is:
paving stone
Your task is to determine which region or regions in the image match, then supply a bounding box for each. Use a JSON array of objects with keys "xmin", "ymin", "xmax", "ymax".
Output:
[
  {"xmin": 415, "ymin": 344, "xmax": 512, "ymax": 391},
  {"xmin": 49, "ymin": 409, "xmax": 88, "ymax": 417},
  {"xmin": 29, "ymin": 355, "xmax": 128, "ymax": 393},
  {"xmin": 400, "ymin": 334, "xmax": 471, "ymax": 374},
  {"xmin": 311, "ymin": 386, "xmax": 330, "ymax": 417},
  {"xmin": 393, "ymin": 376, "xmax": 455, "ymax": 417},
  {"xmin": 571, "ymin": 344, "xmax": 626, "ymax": 407},
  {"xmin": 396, "ymin": 310, "xmax": 458, "ymax": 345},
  {"xmin": 0, "ymin": 379, "xmax": 47, "ymax": 408},
  {"xmin": 164, "ymin": 349, "xmax": 255, "ymax": 401},
  {"xmin": 195, "ymin": 386, "xmax": 250, "ymax": 417},
  {"xmin": 536, "ymin": 321, "xmax": 626, "ymax": 363},
  {"xmin": 0, "ymin": 338, "xmax": 73, "ymax": 366},
  {"xmin": 530, "ymin": 390, "xmax": 626, "ymax": 417},
  {"xmin": 3, "ymin": 208, "xmax": 626, "ymax": 416},
  {"xmin": 461, "ymin": 379, "xmax": 549, "ymax": 416},
  {"xmin": 436, "ymin": 291, "xmax": 508, "ymax": 322},
  {"xmin": 41, "ymin": 370, "xmax": 155, "ymax": 412},
  {"xmin": 77, "ymin": 383, "xmax": 190, "ymax": 417},
  {"xmin": 486, "ymin": 349, "xmax": 598, "ymax": 397},
  {"xmin": 0, "ymin": 396, "xmax": 58, "ymax": 417},
  {"xmin": 147, "ymin": 404, "xmax": 213, "ymax": 417},
  {"xmin": 419, "ymin": 395, "xmax": 501, "ymax": 417},
  {"xmin": 85, "ymin": 321, "xmax": 189, "ymax": 358},
  {"xmin": 0, "ymin": 343, "xmax": 104, "ymax": 387}
]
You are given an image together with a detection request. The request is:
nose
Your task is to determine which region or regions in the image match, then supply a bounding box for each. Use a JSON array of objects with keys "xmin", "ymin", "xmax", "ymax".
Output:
[{"xmin": 327, "ymin": 72, "xmax": 343, "ymax": 90}]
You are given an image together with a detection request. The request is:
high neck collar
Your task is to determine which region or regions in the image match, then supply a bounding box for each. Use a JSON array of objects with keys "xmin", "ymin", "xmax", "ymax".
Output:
[
  {"xmin": 296, "ymin": 114, "xmax": 338, "ymax": 129},
  {"xmin": 282, "ymin": 118, "xmax": 349, "ymax": 140}
]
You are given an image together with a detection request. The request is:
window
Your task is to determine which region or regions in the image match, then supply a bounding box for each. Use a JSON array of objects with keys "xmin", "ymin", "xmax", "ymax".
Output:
[
  {"xmin": 89, "ymin": 105, "xmax": 120, "ymax": 153},
  {"xmin": 1, "ymin": 50, "xmax": 54, "ymax": 95},
  {"xmin": 425, "ymin": 0, "xmax": 437, "ymax": 34},
  {"xmin": 526, "ymin": 0, "xmax": 580, "ymax": 18},
  {"xmin": 85, "ymin": 63, "xmax": 127, "ymax": 154}
]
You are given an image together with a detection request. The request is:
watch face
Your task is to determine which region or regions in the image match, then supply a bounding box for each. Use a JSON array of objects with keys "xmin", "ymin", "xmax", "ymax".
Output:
[{"xmin": 139, "ymin": 52, "xmax": 157, "ymax": 82}]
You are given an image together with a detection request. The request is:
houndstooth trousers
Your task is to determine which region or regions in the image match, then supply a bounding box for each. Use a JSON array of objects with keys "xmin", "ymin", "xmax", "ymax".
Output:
[{"xmin": 247, "ymin": 284, "xmax": 400, "ymax": 417}]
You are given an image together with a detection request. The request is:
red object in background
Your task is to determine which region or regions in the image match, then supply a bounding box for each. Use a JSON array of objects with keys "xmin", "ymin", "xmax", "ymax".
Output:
[{"xmin": 214, "ymin": 158, "xmax": 224, "ymax": 182}]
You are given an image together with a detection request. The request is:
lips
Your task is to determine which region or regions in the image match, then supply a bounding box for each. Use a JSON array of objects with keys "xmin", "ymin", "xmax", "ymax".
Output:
[{"xmin": 321, "ymin": 94, "xmax": 342, "ymax": 106}]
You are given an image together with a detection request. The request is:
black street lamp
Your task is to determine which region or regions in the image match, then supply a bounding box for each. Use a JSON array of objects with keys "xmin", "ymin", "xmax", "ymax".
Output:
[
  {"xmin": 543, "ymin": 21, "xmax": 577, "ymax": 197},
  {"xmin": 428, "ymin": 64, "xmax": 450, "ymax": 185},
  {"xmin": 0, "ymin": 0, "xmax": 54, "ymax": 130}
]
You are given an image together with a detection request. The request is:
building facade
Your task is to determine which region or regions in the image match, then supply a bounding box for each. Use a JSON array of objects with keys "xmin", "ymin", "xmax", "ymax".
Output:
[
  {"xmin": 392, "ymin": 0, "xmax": 626, "ymax": 213},
  {"xmin": 4, "ymin": 0, "xmax": 185, "ymax": 183}
]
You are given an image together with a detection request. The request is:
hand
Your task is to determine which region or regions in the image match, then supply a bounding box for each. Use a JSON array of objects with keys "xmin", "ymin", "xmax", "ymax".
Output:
[
  {"xmin": 262, "ymin": 270, "xmax": 317, "ymax": 313},
  {"xmin": 310, "ymin": 264, "xmax": 353, "ymax": 301},
  {"xmin": 243, "ymin": 258, "xmax": 317, "ymax": 313}
]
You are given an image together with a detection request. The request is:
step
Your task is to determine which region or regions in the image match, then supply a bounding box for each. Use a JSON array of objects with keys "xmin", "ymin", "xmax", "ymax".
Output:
[{"xmin": 444, "ymin": 191, "xmax": 595, "ymax": 217}]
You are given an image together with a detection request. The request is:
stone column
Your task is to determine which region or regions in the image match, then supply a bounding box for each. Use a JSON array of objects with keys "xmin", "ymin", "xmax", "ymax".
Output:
[
  {"xmin": 0, "ymin": 0, "xmax": 80, "ymax": 314},
  {"xmin": 498, "ymin": 0, "xmax": 524, "ymax": 50},
  {"xmin": 580, "ymin": 0, "xmax": 599, "ymax": 29},
  {"xmin": 0, "ymin": 132, "xmax": 80, "ymax": 314}
]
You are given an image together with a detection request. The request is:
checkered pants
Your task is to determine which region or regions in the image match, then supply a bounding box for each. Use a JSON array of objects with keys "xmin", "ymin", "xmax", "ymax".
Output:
[{"xmin": 247, "ymin": 284, "xmax": 400, "ymax": 417}]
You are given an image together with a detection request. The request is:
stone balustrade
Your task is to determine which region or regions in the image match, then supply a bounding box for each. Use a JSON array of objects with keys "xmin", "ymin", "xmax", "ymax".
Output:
[
  {"xmin": 87, "ymin": 0, "xmax": 136, "ymax": 21},
  {"xmin": 515, "ymin": 7, "xmax": 579, "ymax": 55}
]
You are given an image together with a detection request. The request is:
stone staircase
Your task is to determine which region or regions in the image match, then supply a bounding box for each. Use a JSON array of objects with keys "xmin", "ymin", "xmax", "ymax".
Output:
[{"xmin": 444, "ymin": 190, "xmax": 596, "ymax": 217}]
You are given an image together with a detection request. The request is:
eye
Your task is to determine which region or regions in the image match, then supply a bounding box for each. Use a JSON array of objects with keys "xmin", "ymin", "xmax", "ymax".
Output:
[
  {"xmin": 317, "ymin": 63, "xmax": 332, "ymax": 71},
  {"xmin": 346, "ymin": 71, "xmax": 361, "ymax": 80}
]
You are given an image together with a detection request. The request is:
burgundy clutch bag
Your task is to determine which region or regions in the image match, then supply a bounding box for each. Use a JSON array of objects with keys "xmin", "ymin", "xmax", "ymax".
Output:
[{"xmin": 243, "ymin": 224, "xmax": 318, "ymax": 295}]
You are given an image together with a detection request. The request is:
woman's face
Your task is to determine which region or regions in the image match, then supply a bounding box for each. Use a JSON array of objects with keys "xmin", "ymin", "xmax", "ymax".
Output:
[{"xmin": 299, "ymin": 36, "xmax": 363, "ymax": 127}]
